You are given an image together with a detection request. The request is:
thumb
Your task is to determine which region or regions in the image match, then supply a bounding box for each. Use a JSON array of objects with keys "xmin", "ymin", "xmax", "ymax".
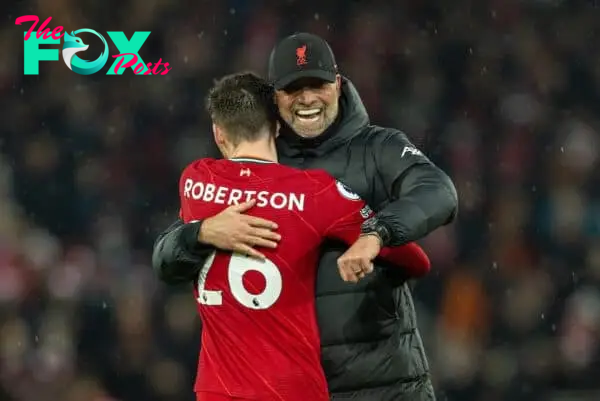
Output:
[{"xmin": 228, "ymin": 199, "xmax": 256, "ymax": 213}]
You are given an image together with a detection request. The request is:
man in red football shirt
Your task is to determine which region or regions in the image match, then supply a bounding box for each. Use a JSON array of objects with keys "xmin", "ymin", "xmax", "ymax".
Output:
[{"xmin": 180, "ymin": 73, "xmax": 430, "ymax": 401}]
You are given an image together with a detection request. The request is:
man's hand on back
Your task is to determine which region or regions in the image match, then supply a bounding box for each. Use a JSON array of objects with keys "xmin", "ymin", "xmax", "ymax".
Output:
[
  {"xmin": 199, "ymin": 200, "xmax": 281, "ymax": 260},
  {"xmin": 336, "ymin": 235, "xmax": 381, "ymax": 283}
]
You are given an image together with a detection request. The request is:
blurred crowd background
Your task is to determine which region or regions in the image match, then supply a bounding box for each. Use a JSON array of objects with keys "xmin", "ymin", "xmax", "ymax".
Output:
[{"xmin": 1, "ymin": 0, "xmax": 600, "ymax": 400}]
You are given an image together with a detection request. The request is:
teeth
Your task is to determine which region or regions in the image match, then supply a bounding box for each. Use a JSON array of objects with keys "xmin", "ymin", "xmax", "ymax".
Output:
[{"xmin": 296, "ymin": 109, "xmax": 321, "ymax": 116}]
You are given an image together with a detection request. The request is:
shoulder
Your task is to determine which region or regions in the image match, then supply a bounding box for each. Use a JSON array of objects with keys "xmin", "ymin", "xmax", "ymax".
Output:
[
  {"xmin": 304, "ymin": 168, "xmax": 333, "ymax": 183},
  {"xmin": 258, "ymin": 165, "xmax": 330, "ymax": 195},
  {"xmin": 348, "ymin": 125, "xmax": 422, "ymax": 158},
  {"xmin": 304, "ymin": 169, "xmax": 362, "ymax": 201},
  {"xmin": 180, "ymin": 158, "xmax": 218, "ymax": 179},
  {"xmin": 182, "ymin": 157, "xmax": 213, "ymax": 171},
  {"xmin": 301, "ymin": 169, "xmax": 335, "ymax": 193},
  {"xmin": 357, "ymin": 125, "xmax": 417, "ymax": 149},
  {"xmin": 263, "ymin": 163, "xmax": 311, "ymax": 184},
  {"xmin": 363, "ymin": 126, "xmax": 430, "ymax": 164},
  {"xmin": 272, "ymin": 162, "xmax": 304, "ymax": 176}
]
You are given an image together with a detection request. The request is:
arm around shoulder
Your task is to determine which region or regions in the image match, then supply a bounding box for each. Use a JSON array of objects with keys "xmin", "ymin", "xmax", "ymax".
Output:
[
  {"xmin": 152, "ymin": 219, "xmax": 215, "ymax": 284},
  {"xmin": 372, "ymin": 130, "xmax": 458, "ymax": 245}
]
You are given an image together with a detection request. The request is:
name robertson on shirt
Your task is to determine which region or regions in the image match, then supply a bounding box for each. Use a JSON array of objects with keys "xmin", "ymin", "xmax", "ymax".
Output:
[{"xmin": 183, "ymin": 179, "xmax": 306, "ymax": 212}]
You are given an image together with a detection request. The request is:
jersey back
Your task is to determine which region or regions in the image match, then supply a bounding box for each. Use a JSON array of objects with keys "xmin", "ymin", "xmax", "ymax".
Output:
[{"xmin": 179, "ymin": 158, "xmax": 371, "ymax": 401}]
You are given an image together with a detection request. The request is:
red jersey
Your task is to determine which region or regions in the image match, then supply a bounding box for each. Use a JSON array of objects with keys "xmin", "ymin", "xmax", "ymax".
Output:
[{"xmin": 179, "ymin": 157, "xmax": 430, "ymax": 401}]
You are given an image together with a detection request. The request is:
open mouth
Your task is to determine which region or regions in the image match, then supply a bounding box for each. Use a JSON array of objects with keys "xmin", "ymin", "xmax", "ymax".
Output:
[{"xmin": 295, "ymin": 108, "xmax": 322, "ymax": 123}]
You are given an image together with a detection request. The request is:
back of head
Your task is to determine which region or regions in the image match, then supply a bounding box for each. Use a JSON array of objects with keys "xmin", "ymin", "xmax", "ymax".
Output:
[{"xmin": 206, "ymin": 72, "xmax": 277, "ymax": 145}]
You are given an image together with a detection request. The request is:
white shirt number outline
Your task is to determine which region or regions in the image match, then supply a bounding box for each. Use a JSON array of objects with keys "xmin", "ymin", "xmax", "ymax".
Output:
[{"xmin": 197, "ymin": 251, "xmax": 283, "ymax": 310}]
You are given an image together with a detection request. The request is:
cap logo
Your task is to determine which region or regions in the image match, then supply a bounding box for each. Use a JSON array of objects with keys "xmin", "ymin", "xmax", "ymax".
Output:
[{"xmin": 296, "ymin": 45, "xmax": 307, "ymax": 66}]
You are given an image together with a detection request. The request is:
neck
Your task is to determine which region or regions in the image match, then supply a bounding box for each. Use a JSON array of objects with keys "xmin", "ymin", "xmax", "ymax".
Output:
[{"xmin": 229, "ymin": 140, "xmax": 278, "ymax": 163}]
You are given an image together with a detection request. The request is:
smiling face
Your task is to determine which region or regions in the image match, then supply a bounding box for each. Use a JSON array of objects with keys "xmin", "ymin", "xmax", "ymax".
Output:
[{"xmin": 275, "ymin": 75, "xmax": 341, "ymax": 138}]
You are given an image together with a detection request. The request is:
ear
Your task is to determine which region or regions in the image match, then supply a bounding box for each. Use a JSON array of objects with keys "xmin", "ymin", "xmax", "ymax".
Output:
[
  {"xmin": 213, "ymin": 123, "xmax": 225, "ymax": 146},
  {"xmin": 275, "ymin": 121, "xmax": 281, "ymax": 138},
  {"xmin": 213, "ymin": 123, "xmax": 229, "ymax": 157}
]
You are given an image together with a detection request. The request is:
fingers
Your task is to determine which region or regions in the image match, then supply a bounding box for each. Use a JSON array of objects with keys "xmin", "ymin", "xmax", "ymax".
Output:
[
  {"xmin": 337, "ymin": 257, "xmax": 373, "ymax": 283},
  {"xmin": 228, "ymin": 199, "xmax": 256, "ymax": 212},
  {"xmin": 244, "ymin": 235, "xmax": 278, "ymax": 249},
  {"xmin": 223, "ymin": 224, "xmax": 279, "ymax": 262},
  {"xmin": 340, "ymin": 267, "xmax": 364, "ymax": 283},
  {"xmin": 225, "ymin": 202, "xmax": 278, "ymax": 230},
  {"xmin": 345, "ymin": 269, "xmax": 361, "ymax": 283},
  {"xmin": 229, "ymin": 225, "xmax": 281, "ymax": 259},
  {"xmin": 250, "ymin": 228, "xmax": 281, "ymax": 243},
  {"xmin": 337, "ymin": 264, "xmax": 353, "ymax": 283},
  {"xmin": 244, "ymin": 215, "xmax": 278, "ymax": 230},
  {"xmin": 355, "ymin": 270, "xmax": 366, "ymax": 281},
  {"xmin": 338, "ymin": 267, "xmax": 353, "ymax": 283},
  {"xmin": 234, "ymin": 244, "xmax": 265, "ymax": 260},
  {"xmin": 236, "ymin": 227, "xmax": 281, "ymax": 249}
]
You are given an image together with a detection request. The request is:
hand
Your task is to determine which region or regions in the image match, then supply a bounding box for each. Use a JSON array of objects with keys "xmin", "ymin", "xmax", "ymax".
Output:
[
  {"xmin": 337, "ymin": 235, "xmax": 381, "ymax": 283},
  {"xmin": 198, "ymin": 200, "xmax": 281, "ymax": 260}
]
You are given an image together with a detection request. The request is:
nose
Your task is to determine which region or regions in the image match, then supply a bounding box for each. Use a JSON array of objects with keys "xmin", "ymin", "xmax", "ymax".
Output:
[{"xmin": 296, "ymin": 88, "xmax": 319, "ymax": 105}]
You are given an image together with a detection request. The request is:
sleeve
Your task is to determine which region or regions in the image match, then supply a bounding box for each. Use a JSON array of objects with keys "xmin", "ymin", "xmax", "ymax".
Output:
[
  {"xmin": 373, "ymin": 131, "xmax": 458, "ymax": 246},
  {"xmin": 152, "ymin": 219, "xmax": 215, "ymax": 284},
  {"xmin": 320, "ymin": 180, "xmax": 430, "ymax": 277},
  {"xmin": 152, "ymin": 163, "xmax": 216, "ymax": 285}
]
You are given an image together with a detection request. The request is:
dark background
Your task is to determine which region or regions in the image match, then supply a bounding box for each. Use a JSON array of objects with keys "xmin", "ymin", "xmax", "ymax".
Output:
[{"xmin": 1, "ymin": 0, "xmax": 600, "ymax": 400}]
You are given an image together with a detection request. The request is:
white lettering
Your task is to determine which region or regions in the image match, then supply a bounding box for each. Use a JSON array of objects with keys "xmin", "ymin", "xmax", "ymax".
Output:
[
  {"xmin": 244, "ymin": 190, "xmax": 256, "ymax": 202},
  {"xmin": 192, "ymin": 181, "xmax": 204, "ymax": 199},
  {"xmin": 184, "ymin": 179, "xmax": 193, "ymax": 197},
  {"xmin": 271, "ymin": 193, "xmax": 286, "ymax": 209},
  {"xmin": 183, "ymin": 180, "xmax": 305, "ymax": 211},
  {"xmin": 215, "ymin": 186, "xmax": 228, "ymax": 204},
  {"xmin": 257, "ymin": 191, "xmax": 269, "ymax": 207},
  {"xmin": 228, "ymin": 189, "xmax": 243, "ymax": 205},
  {"xmin": 401, "ymin": 146, "xmax": 423, "ymax": 158},
  {"xmin": 204, "ymin": 184, "xmax": 215, "ymax": 202},
  {"xmin": 289, "ymin": 193, "xmax": 304, "ymax": 211}
]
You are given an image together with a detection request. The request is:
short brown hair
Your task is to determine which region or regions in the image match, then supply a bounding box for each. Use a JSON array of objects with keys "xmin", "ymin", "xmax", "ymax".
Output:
[{"xmin": 206, "ymin": 72, "xmax": 277, "ymax": 145}]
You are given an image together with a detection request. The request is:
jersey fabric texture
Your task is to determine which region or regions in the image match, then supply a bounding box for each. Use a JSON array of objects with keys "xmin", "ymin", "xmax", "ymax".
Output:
[{"xmin": 179, "ymin": 158, "xmax": 429, "ymax": 401}]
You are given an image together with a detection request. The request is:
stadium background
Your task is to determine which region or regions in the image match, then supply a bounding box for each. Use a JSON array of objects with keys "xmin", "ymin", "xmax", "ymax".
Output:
[{"xmin": 1, "ymin": 0, "xmax": 600, "ymax": 400}]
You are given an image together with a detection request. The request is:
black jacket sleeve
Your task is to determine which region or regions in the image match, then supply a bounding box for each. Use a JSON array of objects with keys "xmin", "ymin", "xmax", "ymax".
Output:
[
  {"xmin": 373, "ymin": 130, "xmax": 458, "ymax": 246},
  {"xmin": 152, "ymin": 219, "xmax": 215, "ymax": 284}
]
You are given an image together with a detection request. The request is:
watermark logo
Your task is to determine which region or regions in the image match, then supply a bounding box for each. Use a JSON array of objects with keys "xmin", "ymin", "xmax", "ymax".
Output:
[
  {"xmin": 16, "ymin": 15, "xmax": 171, "ymax": 75},
  {"xmin": 62, "ymin": 29, "xmax": 108, "ymax": 75}
]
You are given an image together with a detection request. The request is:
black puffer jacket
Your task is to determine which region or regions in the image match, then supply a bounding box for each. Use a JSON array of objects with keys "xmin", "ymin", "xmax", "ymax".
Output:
[{"xmin": 153, "ymin": 78, "xmax": 457, "ymax": 400}]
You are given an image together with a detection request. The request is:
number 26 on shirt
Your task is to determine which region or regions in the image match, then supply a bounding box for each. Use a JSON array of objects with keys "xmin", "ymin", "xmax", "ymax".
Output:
[{"xmin": 197, "ymin": 251, "xmax": 283, "ymax": 310}]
